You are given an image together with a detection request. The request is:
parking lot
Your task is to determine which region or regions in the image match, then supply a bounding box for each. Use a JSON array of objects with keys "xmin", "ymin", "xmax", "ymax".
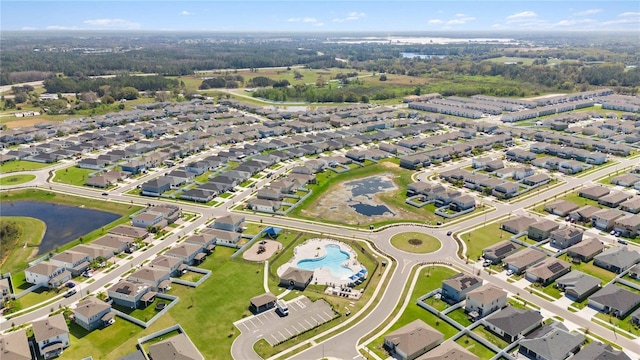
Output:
[{"xmin": 235, "ymin": 296, "xmax": 337, "ymax": 345}]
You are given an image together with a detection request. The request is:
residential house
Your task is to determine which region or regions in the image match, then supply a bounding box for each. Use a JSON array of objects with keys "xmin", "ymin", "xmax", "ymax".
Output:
[
  {"xmin": 92, "ymin": 234, "xmax": 132, "ymax": 253},
  {"xmin": 544, "ymin": 200, "xmax": 579, "ymax": 217},
  {"xmin": 249, "ymin": 293, "xmax": 277, "ymax": 314},
  {"xmin": 566, "ymin": 238, "xmax": 604, "ymax": 262},
  {"xmin": 522, "ymin": 173, "xmax": 551, "ymax": 186},
  {"xmin": 132, "ymin": 212, "xmax": 165, "ymax": 229},
  {"xmin": 165, "ymin": 243, "xmax": 204, "ymax": 265},
  {"xmin": 513, "ymin": 167, "xmax": 536, "ymax": 180},
  {"xmin": 579, "ymin": 186, "xmax": 610, "ymax": 201},
  {"xmin": 450, "ymin": 195, "xmax": 475, "ymax": 211},
  {"xmin": 49, "ymin": 250, "xmax": 91, "ymax": 276},
  {"xmin": 440, "ymin": 272, "xmax": 482, "ymax": 303},
  {"xmin": 519, "ymin": 322, "xmax": 585, "ymax": 360},
  {"xmin": 503, "ymin": 248, "xmax": 547, "ymax": 275},
  {"xmin": 593, "ymin": 246, "xmax": 640, "ymax": 274},
  {"xmin": 201, "ymin": 228, "xmax": 242, "ymax": 246},
  {"xmin": 147, "ymin": 332, "xmax": 205, "ymax": 360},
  {"xmin": 74, "ymin": 297, "xmax": 113, "ymax": 331},
  {"xmin": 150, "ymin": 255, "xmax": 184, "ymax": 276},
  {"xmin": 180, "ymin": 188, "xmax": 216, "ymax": 203},
  {"xmin": 420, "ymin": 342, "xmax": 478, "ymax": 360},
  {"xmin": 71, "ymin": 245, "xmax": 114, "ymax": 261},
  {"xmin": 568, "ymin": 205, "xmax": 601, "ymax": 224},
  {"xmin": 574, "ymin": 342, "xmax": 631, "ymax": 360},
  {"xmin": 212, "ymin": 214, "xmax": 245, "ymax": 232},
  {"xmin": 482, "ymin": 241, "xmax": 521, "ymax": 264},
  {"xmin": 464, "ymin": 284, "xmax": 507, "ymax": 319},
  {"xmin": 527, "ymin": 220, "xmax": 560, "ymax": 241},
  {"xmin": 184, "ymin": 233, "xmax": 216, "ymax": 252},
  {"xmin": 555, "ymin": 271, "xmax": 602, "ymax": 301},
  {"xmin": 525, "ymin": 258, "xmax": 571, "ymax": 285},
  {"xmin": 248, "ymin": 199, "xmax": 282, "ymax": 213},
  {"xmin": 619, "ymin": 197, "xmax": 640, "ymax": 214},
  {"xmin": 107, "ymin": 280, "xmax": 151, "ymax": 309},
  {"xmin": 25, "ymin": 261, "xmax": 70, "ymax": 288},
  {"xmin": 610, "ymin": 173, "xmax": 640, "ymax": 187},
  {"xmin": 279, "ymin": 267, "xmax": 314, "ymax": 290},
  {"xmin": 141, "ymin": 178, "xmax": 172, "ymax": 196},
  {"xmin": 630, "ymin": 264, "xmax": 640, "ymax": 280},
  {"xmin": 549, "ymin": 227, "xmax": 583, "ymax": 249},
  {"xmin": 613, "ymin": 215, "xmax": 640, "ymax": 238},
  {"xmin": 0, "ymin": 278, "xmax": 11, "ymax": 308},
  {"xmin": 591, "ymin": 209, "xmax": 625, "ymax": 231},
  {"xmin": 108, "ymin": 225, "xmax": 149, "ymax": 240},
  {"xmin": 32, "ymin": 314, "xmax": 70, "ymax": 359},
  {"xmin": 632, "ymin": 308, "xmax": 640, "ymax": 326},
  {"xmin": 127, "ymin": 267, "xmax": 171, "ymax": 291},
  {"xmin": 588, "ymin": 284, "xmax": 640, "ymax": 318},
  {"xmin": 383, "ymin": 319, "xmax": 443, "ymax": 360},
  {"xmin": 598, "ymin": 191, "xmax": 631, "ymax": 208},
  {"xmin": 0, "ymin": 328, "xmax": 31, "ymax": 360},
  {"xmin": 492, "ymin": 182, "xmax": 519, "ymax": 199},
  {"xmin": 501, "ymin": 217, "xmax": 537, "ymax": 235},
  {"xmin": 485, "ymin": 307, "xmax": 543, "ymax": 342}
]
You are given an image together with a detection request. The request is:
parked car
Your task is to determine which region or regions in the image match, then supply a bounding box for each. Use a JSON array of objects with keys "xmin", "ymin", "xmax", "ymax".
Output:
[
  {"xmin": 102, "ymin": 192, "xmax": 109, "ymax": 196},
  {"xmin": 64, "ymin": 290, "xmax": 77, "ymax": 298},
  {"xmin": 506, "ymin": 270, "xmax": 514, "ymax": 276},
  {"xmin": 618, "ymin": 239, "xmax": 628, "ymax": 245},
  {"xmin": 610, "ymin": 230, "xmax": 616, "ymax": 235},
  {"xmin": 66, "ymin": 282, "xmax": 75, "ymax": 288}
]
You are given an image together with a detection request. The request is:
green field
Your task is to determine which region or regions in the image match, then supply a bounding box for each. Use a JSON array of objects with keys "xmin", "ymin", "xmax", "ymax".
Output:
[
  {"xmin": 0, "ymin": 160, "xmax": 52, "ymax": 173},
  {"xmin": 61, "ymin": 246, "xmax": 265, "ymax": 359},
  {"xmin": 462, "ymin": 221, "xmax": 511, "ymax": 261},
  {"xmin": 367, "ymin": 266, "xmax": 459, "ymax": 358},
  {"xmin": 0, "ymin": 174, "xmax": 36, "ymax": 186},
  {"xmin": 0, "ymin": 216, "xmax": 46, "ymax": 274},
  {"xmin": 53, "ymin": 166, "xmax": 97, "ymax": 186},
  {"xmin": 390, "ymin": 232, "xmax": 441, "ymax": 253}
]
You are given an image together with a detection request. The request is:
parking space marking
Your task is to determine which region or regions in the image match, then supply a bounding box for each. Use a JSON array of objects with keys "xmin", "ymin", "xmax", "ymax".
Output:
[
  {"xmin": 284, "ymin": 327, "xmax": 293, "ymax": 337},
  {"xmin": 304, "ymin": 319, "xmax": 312, "ymax": 327},
  {"xmin": 254, "ymin": 316, "xmax": 264, "ymax": 325}
]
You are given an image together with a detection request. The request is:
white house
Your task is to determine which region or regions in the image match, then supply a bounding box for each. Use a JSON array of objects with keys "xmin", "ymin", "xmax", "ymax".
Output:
[
  {"xmin": 32, "ymin": 314, "xmax": 70, "ymax": 359},
  {"xmin": 25, "ymin": 261, "xmax": 70, "ymax": 288}
]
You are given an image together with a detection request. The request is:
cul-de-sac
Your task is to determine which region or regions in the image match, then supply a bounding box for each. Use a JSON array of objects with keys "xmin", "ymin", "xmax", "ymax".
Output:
[{"xmin": 1, "ymin": 2, "xmax": 640, "ymax": 360}]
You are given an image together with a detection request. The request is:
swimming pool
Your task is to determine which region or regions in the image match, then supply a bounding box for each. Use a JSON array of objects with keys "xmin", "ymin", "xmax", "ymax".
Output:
[{"xmin": 296, "ymin": 244, "xmax": 355, "ymax": 279}]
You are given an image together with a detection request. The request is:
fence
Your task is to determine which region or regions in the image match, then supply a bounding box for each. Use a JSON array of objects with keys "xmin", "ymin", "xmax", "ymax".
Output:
[{"xmin": 113, "ymin": 293, "xmax": 179, "ymax": 329}]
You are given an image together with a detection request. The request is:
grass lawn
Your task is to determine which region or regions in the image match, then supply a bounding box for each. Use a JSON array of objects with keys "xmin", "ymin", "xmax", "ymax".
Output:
[
  {"xmin": 593, "ymin": 312, "xmax": 640, "ymax": 337},
  {"xmin": 53, "ymin": 166, "xmax": 97, "ymax": 186},
  {"xmin": 0, "ymin": 160, "xmax": 53, "ymax": 173},
  {"xmin": 16, "ymin": 287, "xmax": 62, "ymax": 309},
  {"xmin": 472, "ymin": 325, "xmax": 510, "ymax": 349},
  {"xmin": 179, "ymin": 271, "xmax": 203, "ymax": 283},
  {"xmin": 113, "ymin": 301, "xmax": 163, "ymax": 322},
  {"xmin": 61, "ymin": 246, "xmax": 265, "ymax": 360},
  {"xmin": 455, "ymin": 334, "xmax": 497, "ymax": 359},
  {"xmin": 557, "ymin": 254, "xmax": 615, "ymax": 282},
  {"xmin": 539, "ymin": 283, "xmax": 563, "ymax": 299},
  {"xmin": 390, "ymin": 232, "xmax": 441, "ymax": 253},
  {"xmin": 527, "ymin": 285, "xmax": 561, "ymax": 301},
  {"xmin": 446, "ymin": 307, "xmax": 473, "ymax": 327},
  {"xmin": 367, "ymin": 267, "xmax": 459, "ymax": 358},
  {"xmin": 243, "ymin": 222, "xmax": 266, "ymax": 236},
  {"xmin": 0, "ymin": 216, "xmax": 46, "ymax": 274},
  {"xmin": 0, "ymin": 174, "xmax": 36, "ymax": 186},
  {"xmin": 463, "ymin": 221, "xmax": 511, "ymax": 261}
]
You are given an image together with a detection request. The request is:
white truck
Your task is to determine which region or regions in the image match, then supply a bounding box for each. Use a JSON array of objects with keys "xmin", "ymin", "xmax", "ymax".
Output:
[{"xmin": 276, "ymin": 300, "xmax": 289, "ymax": 316}]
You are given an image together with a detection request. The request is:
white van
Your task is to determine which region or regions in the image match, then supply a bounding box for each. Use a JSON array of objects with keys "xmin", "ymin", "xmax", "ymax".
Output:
[{"xmin": 276, "ymin": 300, "xmax": 289, "ymax": 316}]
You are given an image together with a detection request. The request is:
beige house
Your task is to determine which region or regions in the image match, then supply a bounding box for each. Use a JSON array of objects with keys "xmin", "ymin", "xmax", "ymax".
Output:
[
  {"xmin": 383, "ymin": 319, "xmax": 443, "ymax": 360},
  {"xmin": 464, "ymin": 284, "xmax": 507, "ymax": 319}
]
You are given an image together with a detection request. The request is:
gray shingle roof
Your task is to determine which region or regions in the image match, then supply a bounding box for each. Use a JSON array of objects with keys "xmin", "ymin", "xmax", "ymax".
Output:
[
  {"xmin": 520, "ymin": 322, "xmax": 585, "ymax": 360},
  {"xmin": 484, "ymin": 306, "xmax": 542, "ymax": 338},
  {"xmin": 589, "ymin": 285, "xmax": 640, "ymax": 316}
]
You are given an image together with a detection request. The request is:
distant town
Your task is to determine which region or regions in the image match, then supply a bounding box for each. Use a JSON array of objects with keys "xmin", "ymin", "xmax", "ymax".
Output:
[{"xmin": 1, "ymin": 28, "xmax": 639, "ymax": 360}]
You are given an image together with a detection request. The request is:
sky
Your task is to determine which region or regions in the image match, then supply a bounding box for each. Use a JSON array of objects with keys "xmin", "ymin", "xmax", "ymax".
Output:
[{"xmin": 1, "ymin": 1, "xmax": 639, "ymax": 32}]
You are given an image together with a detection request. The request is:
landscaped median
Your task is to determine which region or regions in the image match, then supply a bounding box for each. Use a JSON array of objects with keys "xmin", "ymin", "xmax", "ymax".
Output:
[
  {"xmin": 389, "ymin": 232, "xmax": 441, "ymax": 253},
  {"xmin": 0, "ymin": 174, "xmax": 36, "ymax": 186}
]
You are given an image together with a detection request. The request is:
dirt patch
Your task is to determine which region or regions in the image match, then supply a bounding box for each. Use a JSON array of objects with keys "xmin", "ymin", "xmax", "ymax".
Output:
[
  {"xmin": 242, "ymin": 240, "xmax": 282, "ymax": 262},
  {"xmin": 379, "ymin": 161, "xmax": 399, "ymax": 169}
]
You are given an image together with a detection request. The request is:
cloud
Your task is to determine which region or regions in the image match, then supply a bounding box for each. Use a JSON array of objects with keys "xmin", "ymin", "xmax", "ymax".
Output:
[
  {"xmin": 553, "ymin": 19, "xmax": 596, "ymax": 27},
  {"xmin": 333, "ymin": 11, "xmax": 366, "ymax": 22},
  {"xmin": 288, "ymin": 17, "xmax": 318, "ymax": 23},
  {"xmin": 573, "ymin": 9, "xmax": 602, "ymax": 16},
  {"xmin": 314, "ymin": 22, "xmax": 325, "ymax": 27},
  {"xmin": 447, "ymin": 14, "xmax": 475, "ymax": 25},
  {"xmin": 506, "ymin": 11, "xmax": 537, "ymax": 22},
  {"xmin": 428, "ymin": 19, "xmax": 444, "ymax": 24},
  {"xmin": 21, "ymin": 26, "xmax": 38, "ymax": 31},
  {"xmin": 83, "ymin": 18, "xmax": 141, "ymax": 30},
  {"xmin": 46, "ymin": 25, "xmax": 80, "ymax": 30},
  {"xmin": 180, "ymin": 11, "xmax": 191, "ymax": 16},
  {"xmin": 618, "ymin": 12, "xmax": 640, "ymax": 17}
]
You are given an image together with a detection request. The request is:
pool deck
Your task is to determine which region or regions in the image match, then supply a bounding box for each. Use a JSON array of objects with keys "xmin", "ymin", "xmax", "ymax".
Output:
[{"xmin": 277, "ymin": 238, "xmax": 366, "ymax": 286}]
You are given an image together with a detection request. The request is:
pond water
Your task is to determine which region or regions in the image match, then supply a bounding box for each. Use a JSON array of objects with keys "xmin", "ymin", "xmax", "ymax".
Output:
[
  {"xmin": 345, "ymin": 175, "xmax": 397, "ymax": 216},
  {"xmin": 2, "ymin": 201, "xmax": 120, "ymax": 254}
]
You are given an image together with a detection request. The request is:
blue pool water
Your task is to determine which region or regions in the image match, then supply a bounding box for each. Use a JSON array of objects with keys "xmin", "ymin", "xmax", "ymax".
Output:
[{"xmin": 296, "ymin": 244, "xmax": 355, "ymax": 279}]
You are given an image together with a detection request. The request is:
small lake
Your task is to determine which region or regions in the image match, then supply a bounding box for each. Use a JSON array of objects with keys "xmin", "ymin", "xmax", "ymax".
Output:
[
  {"xmin": 345, "ymin": 175, "xmax": 397, "ymax": 216},
  {"xmin": 2, "ymin": 201, "xmax": 120, "ymax": 254}
]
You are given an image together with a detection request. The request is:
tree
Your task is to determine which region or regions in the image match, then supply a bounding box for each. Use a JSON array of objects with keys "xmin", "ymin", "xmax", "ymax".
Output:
[
  {"xmin": 379, "ymin": 74, "xmax": 387, "ymax": 81},
  {"xmin": 3, "ymin": 98, "xmax": 15, "ymax": 109},
  {"xmin": 293, "ymin": 70, "xmax": 304, "ymax": 80},
  {"xmin": 119, "ymin": 87, "xmax": 139, "ymax": 100}
]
